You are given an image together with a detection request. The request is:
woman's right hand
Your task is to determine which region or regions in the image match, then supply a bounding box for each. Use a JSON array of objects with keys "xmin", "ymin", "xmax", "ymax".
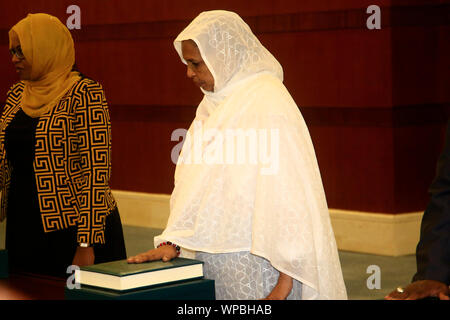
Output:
[{"xmin": 127, "ymin": 245, "xmax": 178, "ymax": 264}]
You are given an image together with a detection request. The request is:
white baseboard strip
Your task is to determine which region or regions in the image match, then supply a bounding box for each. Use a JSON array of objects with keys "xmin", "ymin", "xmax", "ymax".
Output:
[{"xmin": 112, "ymin": 190, "xmax": 423, "ymax": 257}]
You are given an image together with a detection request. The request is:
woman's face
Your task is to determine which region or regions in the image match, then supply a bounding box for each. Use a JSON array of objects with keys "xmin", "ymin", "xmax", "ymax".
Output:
[
  {"xmin": 181, "ymin": 40, "xmax": 214, "ymax": 92},
  {"xmin": 9, "ymin": 31, "xmax": 32, "ymax": 80}
]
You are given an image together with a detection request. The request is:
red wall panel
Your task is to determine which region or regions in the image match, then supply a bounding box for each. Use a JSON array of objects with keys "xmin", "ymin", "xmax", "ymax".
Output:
[{"xmin": 0, "ymin": 1, "xmax": 448, "ymax": 213}]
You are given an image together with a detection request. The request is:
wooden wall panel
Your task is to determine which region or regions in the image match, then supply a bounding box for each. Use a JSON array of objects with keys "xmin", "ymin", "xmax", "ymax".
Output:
[
  {"xmin": 309, "ymin": 125, "xmax": 396, "ymax": 213},
  {"xmin": 0, "ymin": 1, "xmax": 448, "ymax": 214},
  {"xmin": 108, "ymin": 105, "xmax": 196, "ymax": 194},
  {"xmin": 0, "ymin": 0, "xmax": 394, "ymax": 28},
  {"xmin": 393, "ymin": 124, "xmax": 447, "ymax": 213},
  {"xmin": 260, "ymin": 29, "xmax": 392, "ymax": 108}
]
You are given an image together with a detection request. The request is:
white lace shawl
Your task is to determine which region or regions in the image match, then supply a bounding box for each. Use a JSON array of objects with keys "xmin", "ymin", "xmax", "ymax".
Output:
[{"xmin": 155, "ymin": 10, "xmax": 347, "ymax": 300}]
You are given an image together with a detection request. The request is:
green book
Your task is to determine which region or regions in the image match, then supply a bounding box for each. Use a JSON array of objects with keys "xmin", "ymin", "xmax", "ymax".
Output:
[
  {"xmin": 76, "ymin": 258, "xmax": 204, "ymax": 291},
  {"xmin": 65, "ymin": 278, "xmax": 215, "ymax": 300},
  {"xmin": 0, "ymin": 249, "xmax": 8, "ymax": 278}
]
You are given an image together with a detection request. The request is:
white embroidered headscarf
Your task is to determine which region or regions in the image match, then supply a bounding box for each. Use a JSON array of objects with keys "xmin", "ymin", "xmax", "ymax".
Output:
[
  {"xmin": 156, "ymin": 10, "xmax": 347, "ymax": 300},
  {"xmin": 173, "ymin": 10, "xmax": 283, "ymax": 106}
]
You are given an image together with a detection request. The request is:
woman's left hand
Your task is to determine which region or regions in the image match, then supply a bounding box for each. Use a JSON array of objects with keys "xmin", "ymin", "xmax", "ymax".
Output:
[
  {"xmin": 72, "ymin": 246, "xmax": 95, "ymax": 267},
  {"xmin": 263, "ymin": 272, "xmax": 293, "ymax": 300}
]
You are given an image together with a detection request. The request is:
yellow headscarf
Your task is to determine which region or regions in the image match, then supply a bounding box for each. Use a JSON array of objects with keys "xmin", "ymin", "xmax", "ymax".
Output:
[{"xmin": 8, "ymin": 13, "xmax": 81, "ymax": 117}]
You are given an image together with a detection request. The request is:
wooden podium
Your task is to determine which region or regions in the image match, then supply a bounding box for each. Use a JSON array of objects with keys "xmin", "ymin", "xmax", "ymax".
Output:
[{"xmin": 0, "ymin": 272, "xmax": 66, "ymax": 300}]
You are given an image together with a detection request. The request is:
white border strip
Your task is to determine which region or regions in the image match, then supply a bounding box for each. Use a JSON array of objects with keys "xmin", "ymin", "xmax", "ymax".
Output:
[{"xmin": 111, "ymin": 191, "xmax": 425, "ymax": 256}]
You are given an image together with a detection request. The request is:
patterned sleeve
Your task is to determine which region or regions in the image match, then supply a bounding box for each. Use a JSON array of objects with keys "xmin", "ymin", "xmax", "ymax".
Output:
[
  {"xmin": 73, "ymin": 80, "xmax": 113, "ymax": 245},
  {"xmin": 0, "ymin": 83, "xmax": 22, "ymax": 198},
  {"xmin": 0, "ymin": 85, "xmax": 16, "ymax": 188}
]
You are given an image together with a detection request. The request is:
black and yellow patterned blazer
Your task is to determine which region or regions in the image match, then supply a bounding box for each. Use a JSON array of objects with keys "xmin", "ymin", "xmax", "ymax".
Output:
[{"xmin": 0, "ymin": 77, "xmax": 117, "ymax": 245}]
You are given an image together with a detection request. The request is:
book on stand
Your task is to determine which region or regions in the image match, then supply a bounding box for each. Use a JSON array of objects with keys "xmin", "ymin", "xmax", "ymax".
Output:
[{"xmin": 75, "ymin": 257, "xmax": 204, "ymax": 291}]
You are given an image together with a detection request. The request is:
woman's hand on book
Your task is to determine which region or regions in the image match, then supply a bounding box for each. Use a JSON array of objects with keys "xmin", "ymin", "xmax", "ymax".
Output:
[{"xmin": 127, "ymin": 245, "xmax": 178, "ymax": 264}]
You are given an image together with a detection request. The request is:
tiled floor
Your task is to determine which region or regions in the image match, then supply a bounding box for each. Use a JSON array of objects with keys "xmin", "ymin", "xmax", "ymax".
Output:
[
  {"xmin": 122, "ymin": 225, "xmax": 418, "ymax": 300},
  {"xmin": 338, "ymin": 251, "xmax": 416, "ymax": 300}
]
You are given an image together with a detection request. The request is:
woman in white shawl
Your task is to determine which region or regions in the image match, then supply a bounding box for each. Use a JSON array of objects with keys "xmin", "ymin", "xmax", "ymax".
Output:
[{"xmin": 128, "ymin": 10, "xmax": 347, "ymax": 300}]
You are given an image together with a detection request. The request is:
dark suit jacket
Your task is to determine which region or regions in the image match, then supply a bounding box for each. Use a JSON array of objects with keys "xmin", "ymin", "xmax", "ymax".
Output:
[
  {"xmin": 0, "ymin": 77, "xmax": 116, "ymax": 245},
  {"xmin": 413, "ymin": 120, "xmax": 450, "ymax": 285}
]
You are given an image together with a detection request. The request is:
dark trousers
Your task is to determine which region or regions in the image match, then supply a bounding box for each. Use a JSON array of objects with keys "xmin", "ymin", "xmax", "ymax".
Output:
[{"xmin": 6, "ymin": 207, "xmax": 127, "ymax": 278}]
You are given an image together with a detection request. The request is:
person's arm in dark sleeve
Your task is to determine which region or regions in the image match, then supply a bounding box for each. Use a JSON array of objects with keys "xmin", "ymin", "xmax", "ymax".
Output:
[{"xmin": 413, "ymin": 120, "xmax": 450, "ymax": 285}]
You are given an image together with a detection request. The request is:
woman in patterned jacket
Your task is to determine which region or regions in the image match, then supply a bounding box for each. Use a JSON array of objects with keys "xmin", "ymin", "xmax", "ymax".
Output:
[
  {"xmin": 1, "ymin": 13, "xmax": 126, "ymax": 277},
  {"xmin": 128, "ymin": 10, "xmax": 347, "ymax": 300}
]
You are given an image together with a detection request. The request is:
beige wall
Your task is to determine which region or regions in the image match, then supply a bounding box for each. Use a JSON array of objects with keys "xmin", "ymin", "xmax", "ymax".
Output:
[{"xmin": 112, "ymin": 190, "xmax": 423, "ymax": 257}]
